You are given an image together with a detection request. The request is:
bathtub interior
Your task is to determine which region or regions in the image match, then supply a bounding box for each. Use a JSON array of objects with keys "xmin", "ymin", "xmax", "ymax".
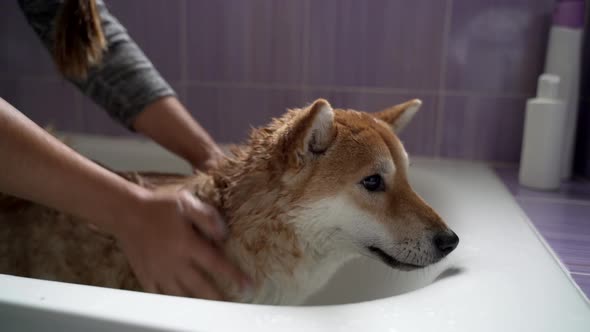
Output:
[
  {"xmin": 1, "ymin": 134, "xmax": 589, "ymax": 332},
  {"xmin": 66, "ymin": 134, "xmax": 460, "ymax": 305},
  {"xmin": 303, "ymin": 256, "xmax": 457, "ymax": 305}
]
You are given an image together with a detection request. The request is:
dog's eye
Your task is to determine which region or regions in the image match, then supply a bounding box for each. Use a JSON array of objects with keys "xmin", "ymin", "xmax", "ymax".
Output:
[{"xmin": 361, "ymin": 174, "xmax": 385, "ymax": 192}]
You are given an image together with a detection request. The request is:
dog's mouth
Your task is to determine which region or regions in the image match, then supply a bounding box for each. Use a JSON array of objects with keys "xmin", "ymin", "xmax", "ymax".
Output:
[{"xmin": 367, "ymin": 246, "xmax": 424, "ymax": 271}]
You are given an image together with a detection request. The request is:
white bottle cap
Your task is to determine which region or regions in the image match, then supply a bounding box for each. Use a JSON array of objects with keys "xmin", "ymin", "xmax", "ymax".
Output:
[{"xmin": 537, "ymin": 73, "xmax": 560, "ymax": 99}]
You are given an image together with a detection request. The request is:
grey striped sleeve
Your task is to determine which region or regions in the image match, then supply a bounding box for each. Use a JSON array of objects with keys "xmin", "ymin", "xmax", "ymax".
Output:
[{"xmin": 17, "ymin": 0, "xmax": 176, "ymax": 129}]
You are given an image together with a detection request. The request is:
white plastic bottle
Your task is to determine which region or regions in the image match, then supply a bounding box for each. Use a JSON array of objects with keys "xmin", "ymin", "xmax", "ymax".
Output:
[
  {"xmin": 543, "ymin": 0, "xmax": 585, "ymax": 179},
  {"xmin": 519, "ymin": 74, "xmax": 567, "ymax": 190}
]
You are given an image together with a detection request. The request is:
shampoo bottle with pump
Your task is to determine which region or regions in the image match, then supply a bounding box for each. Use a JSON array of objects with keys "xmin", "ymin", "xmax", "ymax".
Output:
[{"xmin": 519, "ymin": 74, "xmax": 566, "ymax": 190}]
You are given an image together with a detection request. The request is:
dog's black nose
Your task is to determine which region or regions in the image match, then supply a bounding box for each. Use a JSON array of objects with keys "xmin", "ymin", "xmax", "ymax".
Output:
[{"xmin": 434, "ymin": 230, "xmax": 459, "ymax": 256}]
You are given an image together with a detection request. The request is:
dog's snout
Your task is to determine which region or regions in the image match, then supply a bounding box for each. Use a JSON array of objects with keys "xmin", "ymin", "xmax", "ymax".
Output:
[{"xmin": 434, "ymin": 229, "xmax": 459, "ymax": 256}]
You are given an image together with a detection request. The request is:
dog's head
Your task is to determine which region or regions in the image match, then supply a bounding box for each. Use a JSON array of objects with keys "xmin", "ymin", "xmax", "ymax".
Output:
[{"xmin": 253, "ymin": 98, "xmax": 459, "ymax": 270}]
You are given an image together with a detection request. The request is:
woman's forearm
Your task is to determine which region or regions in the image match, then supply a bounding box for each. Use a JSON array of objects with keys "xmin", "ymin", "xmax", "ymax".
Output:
[
  {"xmin": 0, "ymin": 97, "xmax": 250, "ymax": 297},
  {"xmin": 0, "ymin": 98, "xmax": 145, "ymax": 235},
  {"xmin": 132, "ymin": 96, "xmax": 224, "ymax": 171}
]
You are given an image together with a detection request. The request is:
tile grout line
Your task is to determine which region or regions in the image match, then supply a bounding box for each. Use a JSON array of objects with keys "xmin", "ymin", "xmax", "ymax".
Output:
[
  {"xmin": 434, "ymin": 0, "xmax": 453, "ymax": 157},
  {"xmin": 175, "ymin": 80, "xmax": 531, "ymax": 99},
  {"xmin": 179, "ymin": 80, "xmax": 438, "ymax": 94},
  {"xmin": 441, "ymin": 157, "xmax": 519, "ymax": 167},
  {"xmin": 300, "ymin": 0, "xmax": 311, "ymax": 97},
  {"xmin": 516, "ymin": 195, "xmax": 590, "ymax": 207},
  {"xmin": 444, "ymin": 90, "xmax": 531, "ymax": 98},
  {"xmin": 75, "ymin": 90, "xmax": 85, "ymax": 132},
  {"xmin": 0, "ymin": 81, "xmax": 530, "ymax": 100},
  {"xmin": 1, "ymin": 77, "xmax": 65, "ymax": 83},
  {"xmin": 492, "ymin": 162, "xmax": 520, "ymax": 169},
  {"xmin": 179, "ymin": 0, "xmax": 188, "ymax": 102}
]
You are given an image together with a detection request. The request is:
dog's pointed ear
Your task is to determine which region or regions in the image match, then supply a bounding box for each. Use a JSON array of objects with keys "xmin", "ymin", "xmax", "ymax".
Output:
[
  {"xmin": 374, "ymin": 99, "xmax": 422, "ymax": 133},
  {"xmin": 283, "ymin": 99, "xmax": 335, "ymax": 167}
]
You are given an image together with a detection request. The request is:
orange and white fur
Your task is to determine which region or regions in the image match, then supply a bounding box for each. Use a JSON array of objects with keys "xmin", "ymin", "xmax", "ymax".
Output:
[{"xmin": 0, "ymin": 99, "xmax": 459, "ymax": 305}]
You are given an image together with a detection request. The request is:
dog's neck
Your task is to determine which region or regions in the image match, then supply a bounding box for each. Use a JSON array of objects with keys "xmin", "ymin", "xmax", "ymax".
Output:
[{"xmin": 199, "ymin": 147, "xmax": 356, "ymax": 304}]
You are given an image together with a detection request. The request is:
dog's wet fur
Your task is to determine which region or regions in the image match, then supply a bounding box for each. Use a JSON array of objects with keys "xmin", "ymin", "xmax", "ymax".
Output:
[{"xmin": 0, "ymin": 99, "xmax": 458, "ymax": 305}]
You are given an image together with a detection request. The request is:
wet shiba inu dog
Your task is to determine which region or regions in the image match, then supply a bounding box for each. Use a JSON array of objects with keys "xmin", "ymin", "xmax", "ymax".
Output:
[{"xmin": 0, "ymin": 99, "xmax": 459, "ymax": 305}]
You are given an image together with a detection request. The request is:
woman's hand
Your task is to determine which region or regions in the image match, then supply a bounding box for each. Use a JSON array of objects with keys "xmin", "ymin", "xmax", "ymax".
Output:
[
  {"xmin": 1, "ymin": 98, "xmax": 250, "ymax": 300},
  {"xmin": 115, "ymin": 189, "xmax": 251, "ymax": 300},
  {"xmin": 133, "ymin": 97, "xmax": 226, "ymax": 173},
  {"xmin": 195, "ymin": 147, "xmax": 225, "ymax": 173}
]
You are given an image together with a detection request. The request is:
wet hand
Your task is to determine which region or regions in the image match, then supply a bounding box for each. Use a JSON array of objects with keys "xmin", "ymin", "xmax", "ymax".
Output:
[
  {"xmin": 193, "ymin": 147, "xmax": 225, "ymax": 173},
  {"xmin": 115, "ymin": 189, "xmax": 251, "ymax": 300}
]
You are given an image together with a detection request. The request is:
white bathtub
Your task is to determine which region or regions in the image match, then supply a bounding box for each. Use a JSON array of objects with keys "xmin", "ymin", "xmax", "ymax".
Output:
[{"xmin": 0, "ymin": 134, "xmax": 588, "ymax": 331}]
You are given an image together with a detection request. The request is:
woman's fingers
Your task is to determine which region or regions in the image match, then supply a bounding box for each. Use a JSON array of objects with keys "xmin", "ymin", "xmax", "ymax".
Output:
[
  {"xmin": 118, "ymin": 190, "xmax": 253, "ymax": 301},
  {"xmin": 135, "ymin": 270, "xmax": 158, "ymax": 294},
  {"xmin": 189, "ymin": 235, "xmax": 250, "ymax": 292},
  {"xmin": 160, "ymin": 279, "xmax": 188, "ymax": 298},
  {"xmin": 134, "ymin": 254, "xmax": 225, "ymax": 300},
  {"xmin": 179, "ymin": 191, "xmax": 226, "ymax": 241},
  {"xmin": 176, "ymin": 269, "xmax": 224, "ymax": 301}
]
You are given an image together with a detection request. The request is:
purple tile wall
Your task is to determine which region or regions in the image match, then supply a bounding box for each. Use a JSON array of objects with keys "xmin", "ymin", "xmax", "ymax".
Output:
[
  {"xmin": 1, "ymin": 78, "xmax": 83, "ymax": 132},
  {"xmin": 185, "ymin": 85, "xmax": 305, "ymax": 142},
  {"xmin": 446, "ymin": 0, "xmax": 553, "ymax": 95},
  {"xmin": 186, "ymin": 0, "xmax": 306, "ymax": 84},
  {"xmin": 107, "ymin": 0, "xmax": 183, "ymax": 82},
  {"xmin": 0, "ymin": 0, "xmax": 559, "ymax": 164},
  {"xmin": 0, "ymin": 1, "xmax": 60, "ymax": 79},
  {"xmin": 306, "ymin": 0, "xmax": 446, "ymax": 90},
  {"xmin": 440, "ymin": 96, "xmax": 526, "ymax": 162}
]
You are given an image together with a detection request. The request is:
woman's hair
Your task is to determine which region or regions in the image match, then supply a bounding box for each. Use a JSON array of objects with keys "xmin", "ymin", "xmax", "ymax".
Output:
[{"xmin": 52, "ymin": 0, "xmax": 106, "ymax": 79}]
